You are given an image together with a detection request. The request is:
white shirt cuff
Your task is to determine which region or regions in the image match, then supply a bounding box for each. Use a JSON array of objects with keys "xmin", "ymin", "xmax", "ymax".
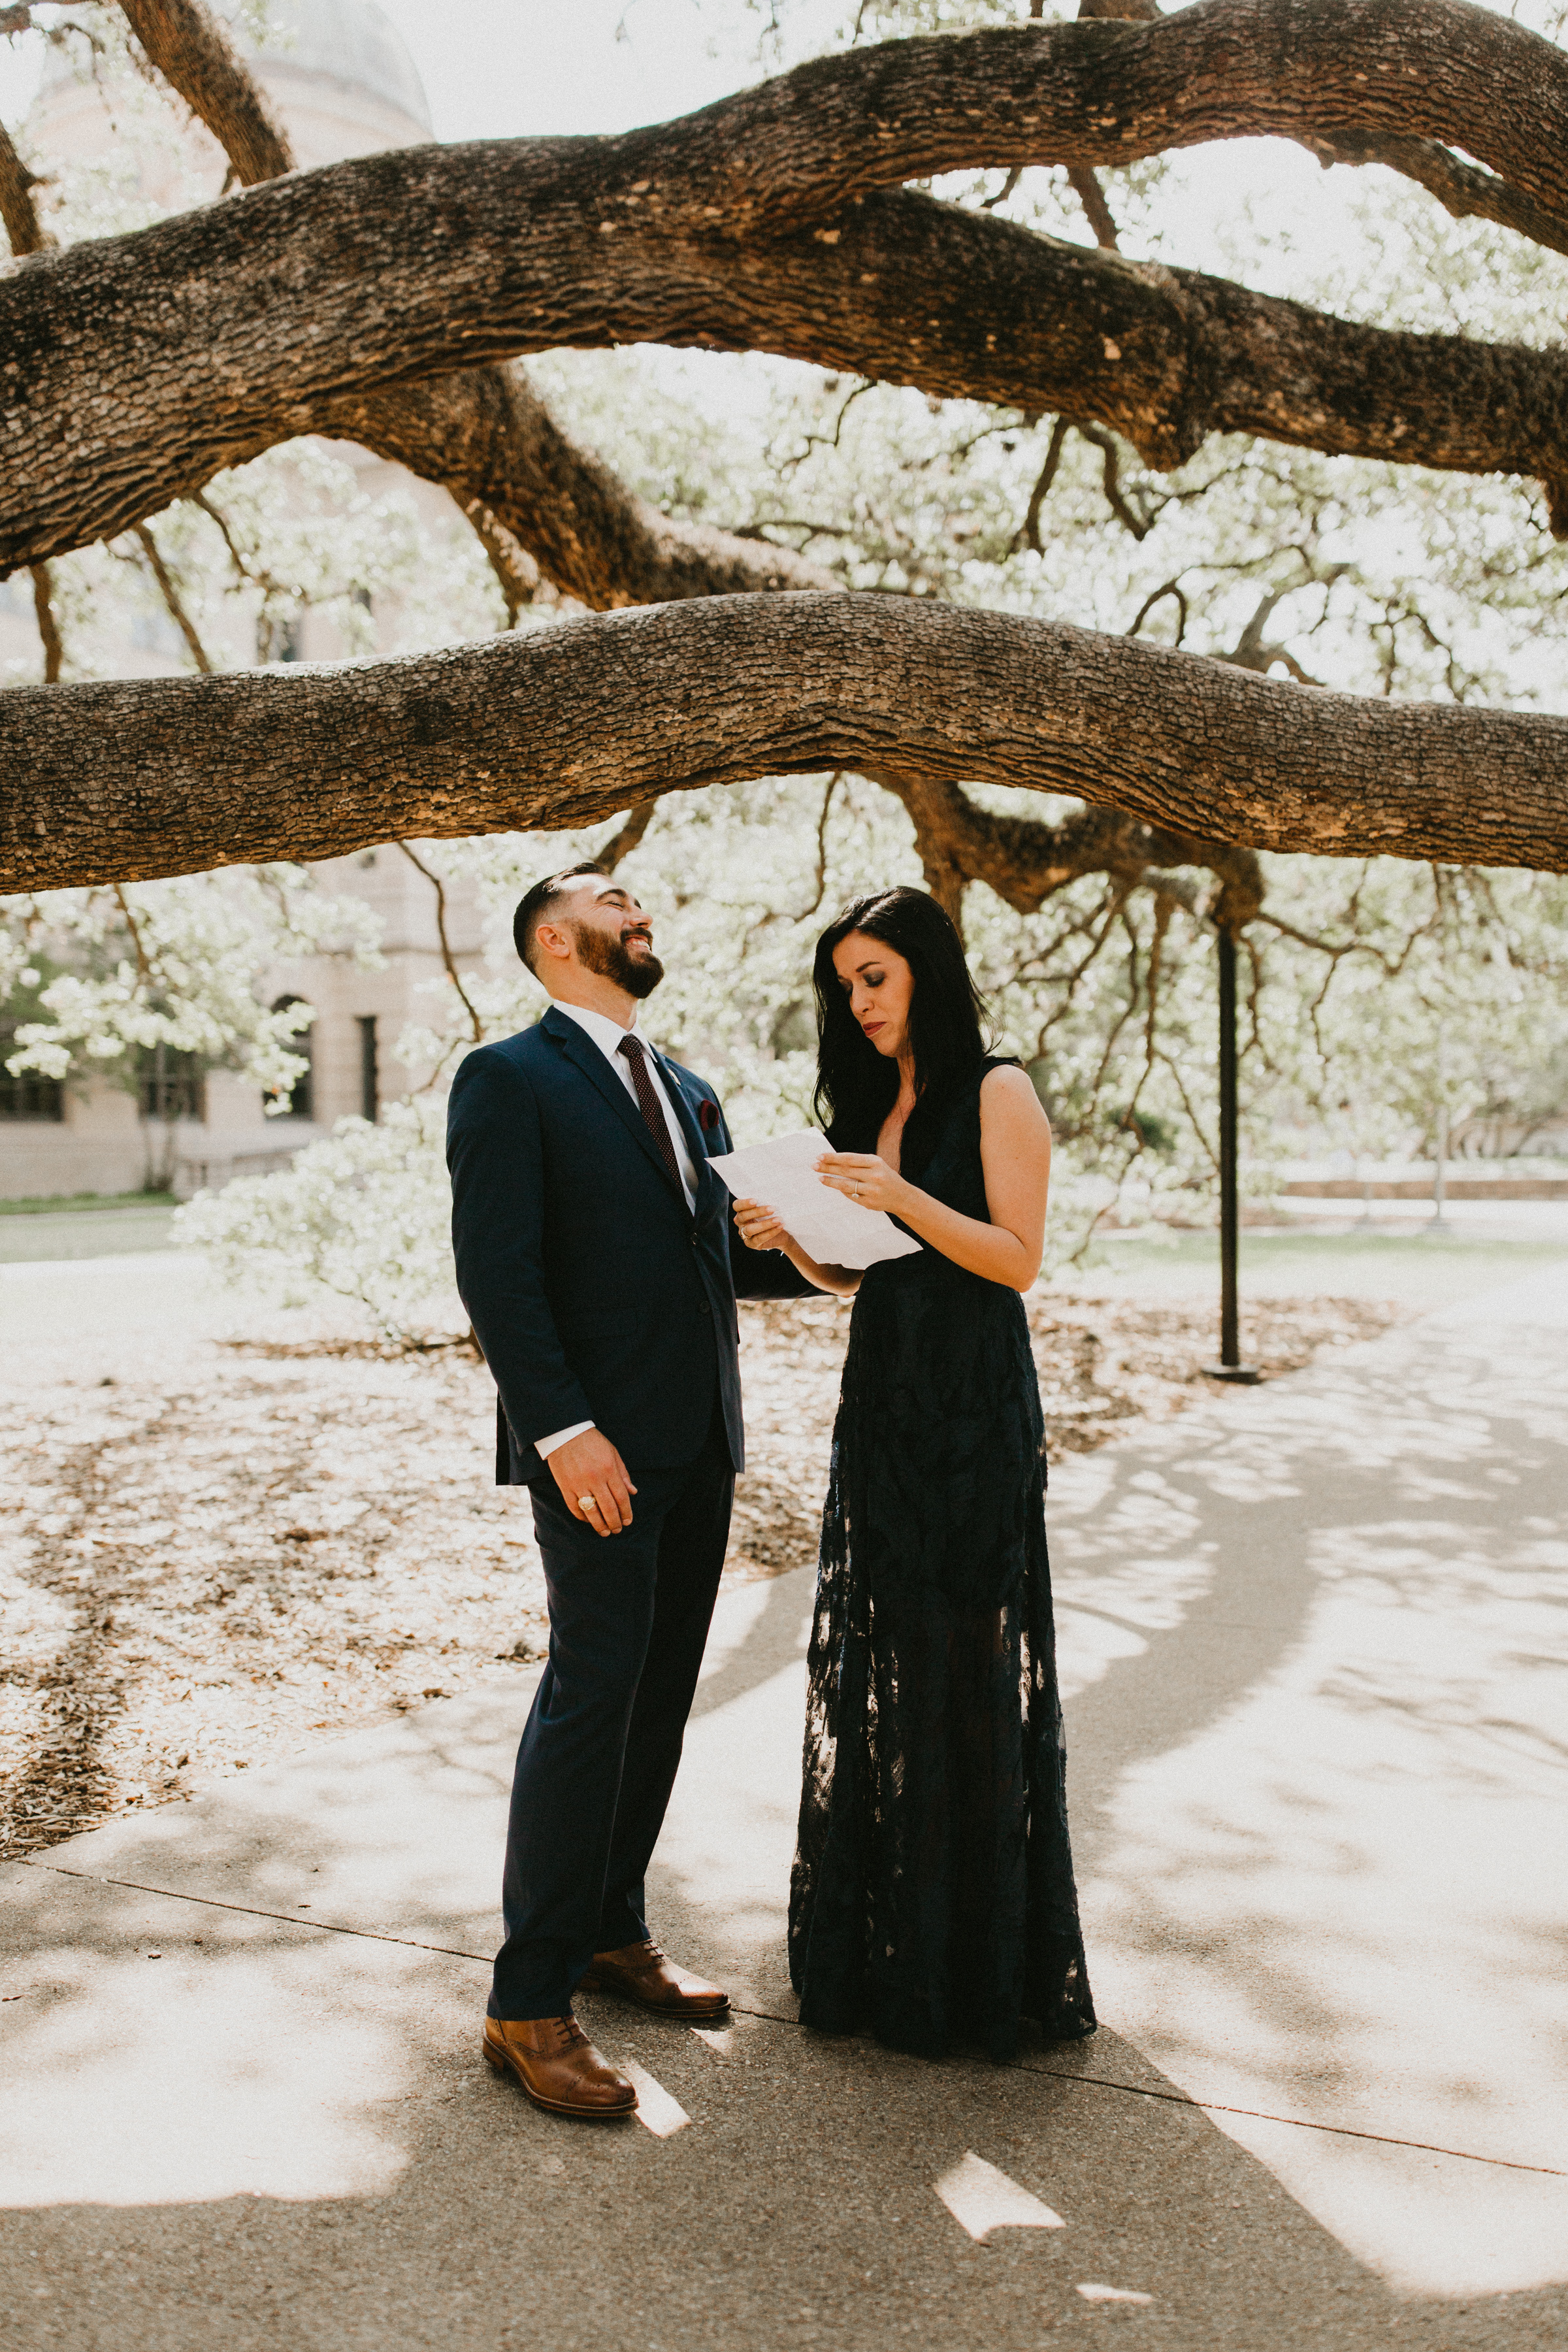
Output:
[{"xmin": 534, "ymin": 1419, "xmax": 595, "ymax": 1460}]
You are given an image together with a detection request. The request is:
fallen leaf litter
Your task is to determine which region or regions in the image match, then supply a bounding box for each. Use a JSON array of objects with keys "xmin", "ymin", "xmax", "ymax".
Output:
[{"xmin": 1, "ymin": 1286, "xmax": 1401, "ymax": 1856}]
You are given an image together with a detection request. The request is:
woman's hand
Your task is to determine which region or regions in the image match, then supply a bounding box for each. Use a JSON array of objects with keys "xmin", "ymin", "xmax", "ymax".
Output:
[
  {"xmin": 732, "ymin": 1196, "xmax": 791, "ymax": 1252},
  {"xmin": 815, "ymin": 1151, "xmax": 909, "ymax": 1216}
]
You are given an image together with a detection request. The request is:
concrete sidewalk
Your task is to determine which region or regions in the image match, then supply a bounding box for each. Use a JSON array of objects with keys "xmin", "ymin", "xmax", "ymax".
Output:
[{"xmin": 3, "ymin": 1270, "xmax": 1567, "ymax": 2349}]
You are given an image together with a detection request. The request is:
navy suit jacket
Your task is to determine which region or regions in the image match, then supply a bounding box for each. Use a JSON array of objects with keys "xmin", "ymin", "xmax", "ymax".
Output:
[{"xmin": 446, "ymin": 1004, "xmax": 807, "ymax": 1486}]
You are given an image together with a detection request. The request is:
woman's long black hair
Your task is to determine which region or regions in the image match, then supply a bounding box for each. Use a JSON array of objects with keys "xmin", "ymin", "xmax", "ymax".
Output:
[{"xmin": 811, "ymin": 887, "xmax": 990, "ymax": 1170}]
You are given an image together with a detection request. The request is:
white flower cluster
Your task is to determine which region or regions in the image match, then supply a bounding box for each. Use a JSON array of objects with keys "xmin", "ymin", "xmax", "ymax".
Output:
[
  {"xmin": 174, "ymin": 1099, "xmax": 464, "ymax": 1346},
  {"xmin": 3, "ymin": 868, "xmax": 383, "ymax": 1107}
]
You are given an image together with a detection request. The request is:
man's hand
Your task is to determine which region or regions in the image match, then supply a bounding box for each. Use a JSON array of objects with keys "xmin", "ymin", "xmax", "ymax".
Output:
[{"xmin": 549, "ymin": 1428, "xmax": 638, "ymax": 1537}]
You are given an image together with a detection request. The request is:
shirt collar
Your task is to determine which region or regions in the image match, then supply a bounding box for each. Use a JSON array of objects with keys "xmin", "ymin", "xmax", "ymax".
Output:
[{"xmin": 550, "ymin": 998, "xmax": 649, "ymax": 1062}]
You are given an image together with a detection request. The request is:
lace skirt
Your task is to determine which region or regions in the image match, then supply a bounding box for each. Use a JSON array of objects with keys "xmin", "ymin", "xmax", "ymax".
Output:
[{"xmin": 787, "ymin": 1397, "xmax": 1096, "ymax": 2064}]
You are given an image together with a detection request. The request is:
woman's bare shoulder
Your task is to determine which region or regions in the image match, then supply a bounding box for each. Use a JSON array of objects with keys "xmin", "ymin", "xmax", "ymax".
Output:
[
  {"xmin": 979, "ymin": 1062, "xmax": 1041, "ymax": 1106},
  {"xmin": 979, "ymin": 1060, "xmax": 1051, "ymax": 1132}
]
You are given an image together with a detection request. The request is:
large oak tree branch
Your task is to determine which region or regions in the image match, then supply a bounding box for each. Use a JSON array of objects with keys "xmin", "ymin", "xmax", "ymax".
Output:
[
  {"xmin": 889, "ymin": 772, "xmax": 1265, "ymax": 933},
  {"xmin": 4, "ymin": 594, "xmax": 1564, "ymax": 893},
  {"xmin": 316, "ymin": 368, "xmax": 839, "ymax": 606},
  {"xmin": 27, "ymin": 0, "xmax": 1568, "ymax": 235},
  {"xmin": 10, "ymin": 0, "xmax": 1568, "ymax": 577},
  {"xmin": 115, "ymin": 0, "xmax": 832, "ymax": 606},
  {"xmin": 8, "ymin": 169, "xmax": 1568, "ymax": 572},
  {"xmin": 370, "ymin": 0, "xmax": 1568, "ymax": 241}
]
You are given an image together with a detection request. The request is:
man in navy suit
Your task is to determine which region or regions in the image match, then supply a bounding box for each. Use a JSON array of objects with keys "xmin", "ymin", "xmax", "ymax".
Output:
[{"xmin": 447, "ymin": 862, "xmax": 802, "ymax": 2120}]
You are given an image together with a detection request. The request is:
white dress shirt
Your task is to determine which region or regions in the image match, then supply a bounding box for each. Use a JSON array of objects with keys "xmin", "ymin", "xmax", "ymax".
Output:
[{"xmin": 534, "ymin": 1000, "xmax": 702, "ymax": 1463}]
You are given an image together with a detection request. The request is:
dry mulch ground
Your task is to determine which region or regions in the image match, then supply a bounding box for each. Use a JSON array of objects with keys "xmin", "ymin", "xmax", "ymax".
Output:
[{"xmin": 1, "ymin": 1288, "xmax": 1401, "ymax": 1859}]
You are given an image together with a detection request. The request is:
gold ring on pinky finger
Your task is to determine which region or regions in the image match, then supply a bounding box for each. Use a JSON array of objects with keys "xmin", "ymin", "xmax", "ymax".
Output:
[{"xmin": 578, "ymin": 1495, "xmax": 598, "ymax": 1512}]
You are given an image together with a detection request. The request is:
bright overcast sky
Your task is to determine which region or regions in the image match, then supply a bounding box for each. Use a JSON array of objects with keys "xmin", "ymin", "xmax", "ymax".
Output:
[
  {"xmin": 375, "ymin": 0, "xmax": 789, "ymax": 140},
  {"xmin": 0, "ymin": 1, "xmax": 805, "ymax": 140}
]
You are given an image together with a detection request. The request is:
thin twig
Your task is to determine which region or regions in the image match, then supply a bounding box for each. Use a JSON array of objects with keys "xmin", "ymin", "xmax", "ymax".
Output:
[
  {"xmin": 782, "ymin": 380, "xmax": 873, "ymax": 476},
  {"xmin": 29, "ymin": 563, "xmax": 62, "ymax": 683},
  {"xmin": 1125, "ymin": 579, "xmax": 1189, "ymax": 645},
  {"xmin": 801, "ymin": 772, "xmax": 841, "ymax": 920},
  {"xmin": 112, "ymin": 886, "xmax": 154, "ymax": 982},
  {"xmin": 1019, "ymin": 417, "xmax": 1071, "ymax": 554},
  {"xmin": 189, "ymin": 489, "xmax": 253, "ymax": 581},
  {"xmin": 1074, "ymin": 422, "xmax": 1152, "ymax": 538},
  {"xmin": 131, "ymin": 522, "xmax": 214, "ymax": 673},
  {"xmin": 1067, "ymin": 165, "xmax": 1119, "ymax": 250},
  {"xmin": 595, "ymin": 800, "xmax": 659, "ymax": 872},
  {"xmin": 395, "ymin": 841, "xmax": 484, "ymax": 1043}
]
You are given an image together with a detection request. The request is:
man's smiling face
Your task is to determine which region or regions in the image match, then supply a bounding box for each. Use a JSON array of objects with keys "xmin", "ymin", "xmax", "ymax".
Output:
[{"xmin": 547, "ymin": 878, "xmax": 665, "ymax": 1000}]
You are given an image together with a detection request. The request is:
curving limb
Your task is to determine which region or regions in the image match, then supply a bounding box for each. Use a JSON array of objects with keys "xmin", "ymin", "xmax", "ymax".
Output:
[
  {"xmin": 7, "ymin": 0, "xmax": 1568, "ymax": 570},
  {"xmin": 4, "ymin": 593, "xmax": 1565, "ymax": 893},
  {"xmin": 314, "ymin": 367, "xmax": 839, "ymax": 606},
  {"xmin": 112, "ymin": 0, "xmax": 836, "ymax": 608},
  {"xmin": 118, "ymin": 0, "xmax": 293, "ymax": 186}
]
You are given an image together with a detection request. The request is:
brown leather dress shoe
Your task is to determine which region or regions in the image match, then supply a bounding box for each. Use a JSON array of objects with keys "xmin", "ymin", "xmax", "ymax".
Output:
[
  {"xmin": 482, "ymin": 2012, "xmax": 637, "ymax": 2119},
  {"xmin": 578, "ymin": 1938, "xmax": 730, "ymax": 2019}
]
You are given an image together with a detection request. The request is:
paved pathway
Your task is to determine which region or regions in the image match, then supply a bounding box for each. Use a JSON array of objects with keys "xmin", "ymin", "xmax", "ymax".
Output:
[
  {"xmin": 3, "ymin": 1269, "xmax": 1567, "ymax": 2348},
  {"xmin": 0, "ymin": 1207, "xmax": 176, "ymax": 1264}
]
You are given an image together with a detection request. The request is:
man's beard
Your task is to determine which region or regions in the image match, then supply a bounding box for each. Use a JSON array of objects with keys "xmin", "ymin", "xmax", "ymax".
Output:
[{"xmin": 571, "ymin": 921, "xmax": 665, "ymax": 1000}]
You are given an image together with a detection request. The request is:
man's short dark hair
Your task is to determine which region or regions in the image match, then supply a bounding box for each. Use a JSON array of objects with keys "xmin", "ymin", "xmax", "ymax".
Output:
[{"xmin": 514, "ymin": 863, "xmax": 606, "ymax": 975}]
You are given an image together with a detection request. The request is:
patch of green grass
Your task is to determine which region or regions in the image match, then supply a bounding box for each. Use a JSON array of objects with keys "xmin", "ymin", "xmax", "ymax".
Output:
[
  {"xmin": 1096, "ymin": 1227, "xmax": 1568, "ymax": 1267},
  {"xmin": 1062, "ymin": 1222, "xmax": 1568, "ymax": 1309},
  {"xmin": 0, "ymin": 1190, "xmax": 178, "ymax": 1218}
]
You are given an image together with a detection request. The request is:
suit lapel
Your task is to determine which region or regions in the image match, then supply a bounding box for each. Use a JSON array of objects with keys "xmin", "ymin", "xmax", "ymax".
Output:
[
  {"xmin": 651, "ymin": 1047, "xmax": 719, "ymax": 1213},
  {"xmin": 540, "ymin": 1005, "xmax": 687, "ymax": 1204}
]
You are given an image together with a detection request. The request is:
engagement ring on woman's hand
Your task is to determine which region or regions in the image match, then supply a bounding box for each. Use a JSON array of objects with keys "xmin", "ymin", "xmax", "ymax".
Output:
[{"xmin": 578, "ymin": 1495, "xmax": 598, "ymax": 1512}]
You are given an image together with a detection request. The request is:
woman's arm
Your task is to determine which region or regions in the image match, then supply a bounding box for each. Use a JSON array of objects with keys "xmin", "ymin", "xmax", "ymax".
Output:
[
  {"xmin": 816, "ymin": 1066, "xmax": 1051, "ymax": 1291},
  {"xmin": 730, "ymin": 1197, "xmax": 862, "ymax": 1298}
]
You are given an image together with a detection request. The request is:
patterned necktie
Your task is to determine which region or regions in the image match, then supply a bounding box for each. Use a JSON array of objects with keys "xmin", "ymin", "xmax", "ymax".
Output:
[{"xmin": 617, "ymin": 1034, "xmax": 684, "ymax": 1194}]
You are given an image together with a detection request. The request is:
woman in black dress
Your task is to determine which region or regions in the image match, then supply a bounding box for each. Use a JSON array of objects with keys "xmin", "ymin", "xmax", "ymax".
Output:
[{"xmin": 733, "ymin": 887, "xmax": 1094, "ymax": 2063}]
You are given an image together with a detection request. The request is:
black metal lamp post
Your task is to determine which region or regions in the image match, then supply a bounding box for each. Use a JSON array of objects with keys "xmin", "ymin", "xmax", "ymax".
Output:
[{"xmin": 1203, "ymin": 926, "xmax": 1260, "ymax": 1384}]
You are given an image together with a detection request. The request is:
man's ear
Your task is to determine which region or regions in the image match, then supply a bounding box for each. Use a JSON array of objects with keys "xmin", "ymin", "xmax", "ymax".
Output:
[{"xmin": 533, "ymin": 917, "xmax": 574, "ymax": 966}]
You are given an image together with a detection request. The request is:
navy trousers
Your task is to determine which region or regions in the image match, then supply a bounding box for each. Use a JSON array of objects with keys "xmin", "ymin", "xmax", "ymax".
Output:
[{"xmin": 491, "ymin": 1408, "xmax": 734, "ymax": 2020}]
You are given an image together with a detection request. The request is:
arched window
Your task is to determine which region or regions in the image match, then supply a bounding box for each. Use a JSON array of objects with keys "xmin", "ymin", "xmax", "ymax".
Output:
[{"xmin": 270, "ymin": 996, "xmax": 315, "ymax": 1120}]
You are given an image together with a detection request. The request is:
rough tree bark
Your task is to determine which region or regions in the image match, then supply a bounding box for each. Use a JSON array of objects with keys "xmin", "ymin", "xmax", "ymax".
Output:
[
  {"xmin": 889, "ymin": 774, "xmax": 1264, "ymax": 934},
  {"xmin": 5, "ymin": 595, "xmax": 1565, "ymax": 894},
  {"xmin": 111, "ymin": 0, "xmax": 1254, "ymax": 925},
  {"xmin": 8, "ymin": 0, "xmax": 1568, "ymax": 572},
  {"xmin": 119, "ymin": 0, "xmax": 293, "ymax": 188},
  {"xmin": 0, "ymin": 118, "xmax": 48, "ymax": 255},
  {"xmin": 114, "ymin": 0, "xmax": 836, "ymax": 608},
  {"xmin": 315, "ymin": 369, "xmax": 838, "ymax": 606}
]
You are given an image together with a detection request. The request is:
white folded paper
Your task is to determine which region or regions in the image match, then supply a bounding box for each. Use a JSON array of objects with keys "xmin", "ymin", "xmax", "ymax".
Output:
[{"xmin": 708, "ymin": 1128, "xmax": 922, "ymax": 1270}]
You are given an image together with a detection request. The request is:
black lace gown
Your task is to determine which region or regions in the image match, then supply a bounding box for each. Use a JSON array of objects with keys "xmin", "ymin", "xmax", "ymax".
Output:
[{"xmin": 788, "ymin": 1060, "xmax": 1096, "ymax": 2063}]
